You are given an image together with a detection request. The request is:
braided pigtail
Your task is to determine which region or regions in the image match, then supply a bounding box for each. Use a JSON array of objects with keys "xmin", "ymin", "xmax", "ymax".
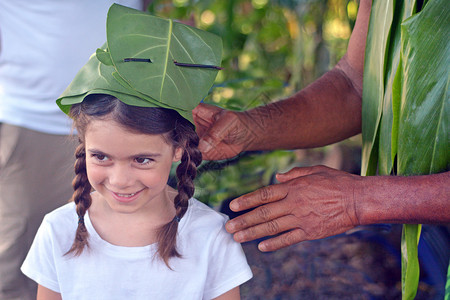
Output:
[
  {"xmin": 156, "ymin": 126, "xmax": 202, "ymax": 268},
  {"xmin": 65, "ymin": 143, "xmax": 92, "ymax": 256}
]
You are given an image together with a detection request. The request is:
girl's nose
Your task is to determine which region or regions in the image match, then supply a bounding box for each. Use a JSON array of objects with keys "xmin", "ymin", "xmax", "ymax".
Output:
[{"xmin": 108, "ymin": 164, "xmax": 133, "ymax": 188}]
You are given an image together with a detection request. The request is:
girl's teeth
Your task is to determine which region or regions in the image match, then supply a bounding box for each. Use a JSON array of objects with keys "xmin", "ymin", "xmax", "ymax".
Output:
[{"xmin": 117, "ymin": 193, "xmax": 136, "ymax": 198}]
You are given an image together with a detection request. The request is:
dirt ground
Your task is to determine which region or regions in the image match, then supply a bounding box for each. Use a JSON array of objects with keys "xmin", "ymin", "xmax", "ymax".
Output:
[{"xmin": 238, "ymin": 225, "xmax": 447, "ymax": 300}]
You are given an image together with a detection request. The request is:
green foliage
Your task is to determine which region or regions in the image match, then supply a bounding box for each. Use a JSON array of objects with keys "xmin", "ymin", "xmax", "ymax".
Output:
[
  {"xmin": 397, "ymin": 0, "xmax": 449, "ymax": 175},
  {"xmin": 151, "ymin": 0, "xmax": 356, "ymax": 205},
  {"xmin": 401, "ymin": 224, "xmax": 422, "ymax": 300},
  {"xmin": 195, "ymin": 150, "xmax": 296, "ymax": 204},
  {"xmin": 107, "ymin": 4, "xmax": 223, "ymax": 114},
  {"xmin": 362, "ymin": 0, "xmax": 449, "ymax": 298},
  {"xmin": 59, "ymin": 4, "xmax": 222, "ymax": 124}
]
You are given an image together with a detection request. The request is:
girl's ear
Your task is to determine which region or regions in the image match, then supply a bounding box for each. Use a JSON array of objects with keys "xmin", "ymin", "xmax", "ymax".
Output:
[{"xmin": 173, "ymin": 147, "xmax": 183, "ymax": 162}]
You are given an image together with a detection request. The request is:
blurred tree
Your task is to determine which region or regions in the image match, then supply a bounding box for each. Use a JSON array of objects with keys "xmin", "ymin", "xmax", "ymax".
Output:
[{"xmin": 148, "ymin": 0, "xmax": 358, "ymax": 205}]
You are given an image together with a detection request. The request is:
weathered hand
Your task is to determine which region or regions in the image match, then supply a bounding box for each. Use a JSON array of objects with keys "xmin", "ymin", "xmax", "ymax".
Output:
[
  {"xmin": 225, "ymin": 166, "xmax": 361, "ymax": 251},
  {"xmin": 193, "ymin": 103, "xmax": 252, "ymax": 160}
]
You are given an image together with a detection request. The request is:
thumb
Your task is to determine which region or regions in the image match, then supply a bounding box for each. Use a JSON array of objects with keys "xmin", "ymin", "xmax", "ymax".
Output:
[
  {"xmin": 276, "ymin": 166, "xmax": 318, "ymax": 183},
  {"xmin": 193, "ymin": 103, "xmax": 222, "ymax": 124},
  {"xmin": 198, "ymin": 111, "xmax": 234, "ymax": 155}
]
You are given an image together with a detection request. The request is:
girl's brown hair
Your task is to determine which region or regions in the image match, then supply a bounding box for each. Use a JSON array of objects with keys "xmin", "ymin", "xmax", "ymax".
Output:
[{"xmin": 65, "ymin": 94, "xmax": 202, "ymax": 268}]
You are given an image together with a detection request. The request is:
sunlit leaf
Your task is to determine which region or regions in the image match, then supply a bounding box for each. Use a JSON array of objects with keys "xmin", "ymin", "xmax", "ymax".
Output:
[
  {"xmin": 378, "ymin": 2, "xmax": 415, "ymax": 175},
  {"xmin": 401, "ymin": 224, "xmax": 421, "ymax": 300},
  {"xmin": 361, "ymin": 0, "xmax": 394, "ymax": 176},
  {"xmin": 107, "ymin": 4, "xmax": 222, "ymax": 111},
  {"xmin": 57, "ymin": 4, "xmax": 222, "ymax": 124},
  {"xmin": 397, "ymin": 0, "xmax": 449, "ymax": 175},
  {"xmin": 398, "ymin": 3, "xmax": 450, "ymax": 293},
  {"xmin": 363, "ymin": 0, "xmax": 449, "ymax": 299}
]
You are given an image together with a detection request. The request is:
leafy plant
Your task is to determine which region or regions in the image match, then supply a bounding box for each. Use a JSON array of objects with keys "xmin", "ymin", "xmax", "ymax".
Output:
[
  {"xmin": 150, "ymin": 0, "xmax": 357, "ymax": 205},
  {"xmin": 362, "ymin": 0, "xmax": 449, "ymax": 298}
]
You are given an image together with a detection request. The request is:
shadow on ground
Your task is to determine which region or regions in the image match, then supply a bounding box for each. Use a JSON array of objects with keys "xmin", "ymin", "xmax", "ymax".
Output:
[{"xmin": 238, "ymin": 224, "xmax": 449, "ymax": 300}]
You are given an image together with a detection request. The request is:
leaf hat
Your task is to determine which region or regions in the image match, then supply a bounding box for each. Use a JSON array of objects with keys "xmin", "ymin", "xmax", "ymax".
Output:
[{"xmin": 57, "ymin": 3, "xmax": 223, "ymax": 124}]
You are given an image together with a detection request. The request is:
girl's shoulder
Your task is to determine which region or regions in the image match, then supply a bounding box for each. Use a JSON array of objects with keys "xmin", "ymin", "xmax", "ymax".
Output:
[
  {"xmin": 31, "ymin": 202, "xmax": 79, "ymax": 252},
  {"xmin": 42, "ymin": 202, "xmax": 78, "ymax": 228},
  {"xmin": 181, "ymin": 198, "xmax": 229, "ymax": 234},
  {"xmin": 186, "ymin": 198, "xmax": 229, "ymax": 222}
]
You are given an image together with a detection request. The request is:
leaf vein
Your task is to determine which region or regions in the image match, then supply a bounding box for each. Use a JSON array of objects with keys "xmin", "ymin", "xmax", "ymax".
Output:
[{"xmin": 160, "ymin": 20, "xmax": 173, "ymax": 99}]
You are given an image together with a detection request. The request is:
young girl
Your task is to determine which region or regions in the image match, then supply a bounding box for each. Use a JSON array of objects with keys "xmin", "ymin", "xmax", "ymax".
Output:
[{"xmin": 21, "ymin": 4, "xmax": 252, "ymax": 300}]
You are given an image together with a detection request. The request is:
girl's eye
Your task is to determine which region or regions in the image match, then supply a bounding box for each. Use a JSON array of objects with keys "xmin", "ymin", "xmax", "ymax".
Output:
[
  {"xmin": 92, "ymin": 154, "xmax": 108, "ymax": 162},
  {"xmin": 134, "ymin": 157, "xmax": 153, "ymax": 165}
]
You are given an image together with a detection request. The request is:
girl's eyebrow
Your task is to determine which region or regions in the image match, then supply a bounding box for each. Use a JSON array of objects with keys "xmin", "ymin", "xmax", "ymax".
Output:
[
  {"xmin": 131, "ymin": 152, "xmax": 162, "ymax": 158},
  {"xmin": 87, "ymin": 148, "xmax": 108, "ymax": 155},
  {"xmin": 87, "ymin": 148, "xmax": 162, "ymax": 159}
]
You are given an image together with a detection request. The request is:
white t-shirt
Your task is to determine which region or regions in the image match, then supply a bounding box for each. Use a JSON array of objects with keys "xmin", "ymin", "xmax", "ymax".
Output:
[
  {"xmin": 21, "ymin": 199, "xmax": 253, "ymax": 299},
  {"xmin": 0, "ymin": 0, "xmax": 142, "ymax": 134}
]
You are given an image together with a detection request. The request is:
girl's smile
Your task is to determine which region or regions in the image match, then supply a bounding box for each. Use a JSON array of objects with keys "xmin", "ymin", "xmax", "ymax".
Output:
[
  {"xmin": 109, "ymin": 188, "xmax": 144, "ymax": 203},
  {"xmin": 84, "ymin": 119, "xmax": 182, "ymax": 217}
]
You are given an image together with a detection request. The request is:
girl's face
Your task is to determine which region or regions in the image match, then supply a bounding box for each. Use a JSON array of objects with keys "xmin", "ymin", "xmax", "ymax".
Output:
[{"xmin": 84, "ymin": 119, "xmax": 182, "ymax": 215}]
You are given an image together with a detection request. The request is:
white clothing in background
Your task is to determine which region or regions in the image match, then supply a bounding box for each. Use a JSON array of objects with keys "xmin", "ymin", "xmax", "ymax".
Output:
[{"xmin": 0, "ymin": 0, "xmax": 142, "ymax": 134}]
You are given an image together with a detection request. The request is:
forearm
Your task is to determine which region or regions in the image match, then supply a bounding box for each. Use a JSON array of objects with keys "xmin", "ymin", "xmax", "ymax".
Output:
[
  {"xmin": 242, "ymin": 65, "xmax": 362, "ymax": 151},
  {"xmin": 357, "ymin": 171, "xmax": 450, "ymax": 225},
  {"xmin": 240, "ymin": 0, "xmax": 371, "ymax": 151},
  {"xmin": 194, "ymin": 1, "xmax": 371, "ymax": 159}
]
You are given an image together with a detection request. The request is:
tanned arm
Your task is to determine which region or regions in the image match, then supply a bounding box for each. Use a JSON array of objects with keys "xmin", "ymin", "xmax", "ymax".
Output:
[
  {"xmin": 194, "ymin": 0, "xmax": 372, "ymax": 159},
  {"xmin": 357, "ymin": 172, "xmax": 450, "ymax": 225},
  {"xmin": 242, "ymin": 0, "xmax": 371, "ymax": 150}
]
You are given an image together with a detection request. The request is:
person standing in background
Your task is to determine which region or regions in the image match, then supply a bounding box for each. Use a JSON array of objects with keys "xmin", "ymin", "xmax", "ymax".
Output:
[{"xmin": 0, "ymin": 1, "xmax": 146, "ymax": 299}]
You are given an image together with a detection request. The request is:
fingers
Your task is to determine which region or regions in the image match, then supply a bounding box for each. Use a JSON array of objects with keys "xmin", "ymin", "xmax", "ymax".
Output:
[
  {"xmin": 226, "ymin": 200, "xmax": 289, "ymax": 234},
  {"xmin": 227, "ymin": 213, "xmax": 297, "ymax": 240},
  {"xmin": 199, "ymin": 117, "xmax": 233, "ymax": 151},
  {"xmin": 227, "ymin": 214, "xmax": 307, "ymax": 251},
  {"xmin": 229, "ymin": 184, "xmax": 288, "ymax": 212},
  {"xmin": 193, "ymin": 103, "xmax": 222, "ymax": 138},
  {"xmin": 194, "ymin": 103, "xmax": 249, "ymax": 160},
  {"xmin": 193, "ymin": 103, "xmax": 222, "ymax": 125},
  {"xmin": 258, "ymin": 229, "xmax": 306, "ymax": 252}
]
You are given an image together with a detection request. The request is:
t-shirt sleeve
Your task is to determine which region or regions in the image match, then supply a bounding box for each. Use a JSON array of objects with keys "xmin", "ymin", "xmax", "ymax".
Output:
[
  {"xmin": 203, "ymin": 219, "xmax": 253, "ymax": 299},
  {"xmin": 21, "ymin": 216, "xmax": 61, "ymax": 293}
]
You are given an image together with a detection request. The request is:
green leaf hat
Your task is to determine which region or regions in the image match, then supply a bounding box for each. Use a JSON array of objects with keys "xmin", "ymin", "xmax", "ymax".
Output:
[{"xmin": 57, "ymin": 3, "xmax": 223, "ymax": 124}]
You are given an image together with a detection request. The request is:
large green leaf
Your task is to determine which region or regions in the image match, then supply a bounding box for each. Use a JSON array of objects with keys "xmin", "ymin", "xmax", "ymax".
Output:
[
  {"xmin": 362, "ymin": 0, "xmax": 449, "ymax": 298},
  {"xmin": 58, "ymin": 45, "xmax": 178, "ymax": 116},
  {"xmin": 401, "ymin": 224, "xmax": 422, "ymax": 300},
  {"xmin": 378, "ymin": 1, "xmax": 416, "ymax": 175},
  {"xmin": 397, "ymin": 0, "xmax": 449, "ymax": 175},
  {"xmin": 397, "ymin": 1, "xmax": 449, "ymax": 298},
  {"xmin": 107, "ymin": 4, "xmax": 222, "ymax": 111},
  {"xmin": 361, "ymin": 0, "xmax": 394, "ymax": 176},
  {"xmin": 57, "ymin": 4, "xmax": 223, "ymax": 124}
]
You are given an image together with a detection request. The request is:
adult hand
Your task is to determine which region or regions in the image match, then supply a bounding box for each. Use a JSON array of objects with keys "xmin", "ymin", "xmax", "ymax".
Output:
[
  {"xmin": 225, "ymin": 165, "xmax": 362, "ymax": 251},
  {"xmin": 193, "ymin": 103, "xmax": 253, "ymax": 160}
]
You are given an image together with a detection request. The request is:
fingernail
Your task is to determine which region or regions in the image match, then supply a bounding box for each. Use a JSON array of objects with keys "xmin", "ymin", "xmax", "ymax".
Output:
[
  {"xmin": 234, "ymin": 232, "xmax": 243, "ymax": 242},
  {"xmin": 225, "ymin": 221, "xmax": 234, "ymax": 232},
  {"xmin": 258, "ymin": 242, "xmax": 267, "ymax": 251},
  {"xmin": 229, "ymin": 201, "xmax": 239, "ymax": 211},
  {"xmin": 199, "ymin": 140, "xmax": 212, "ymax": 153}
]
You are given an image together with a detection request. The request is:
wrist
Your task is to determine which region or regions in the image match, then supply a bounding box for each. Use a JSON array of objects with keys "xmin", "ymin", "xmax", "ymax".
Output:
[
  {"xmin": 241, "ymin": 99, "xmax": 297, "ymax": 151},
  {"xmin": 354, "ymin": 175, "xmax": 405, "ymax": 225},
  {"xmin": 355, "ymin": 175, "xmax": 381, "ymax": 225},
  {"xmin": 355, "ymin": 175, "xmax": 406, "ymax": 225},
  {"xmin": 237, "ymin": 109, "xmax": 267, "ymax": 152},
  {"xmin": 355, "ymin": 173, "xmax": 450, "ymax": 225}
]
